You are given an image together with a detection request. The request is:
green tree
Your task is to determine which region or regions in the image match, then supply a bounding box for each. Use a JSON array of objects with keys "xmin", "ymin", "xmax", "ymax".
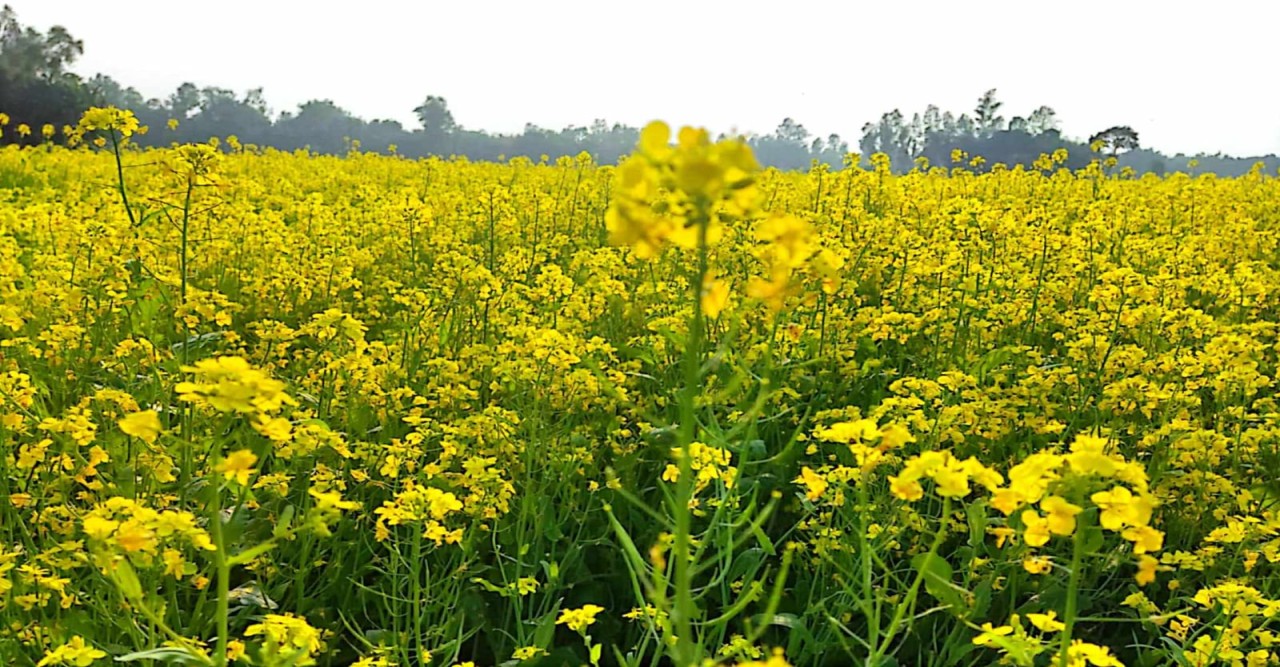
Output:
[
  {"xmin": 413, "ymin": 95, "xmax": 456, "ymax": 154},
  {"xmin": 167, "ymin": 82, "xmax": 201, "ymax": 119},
  {"xmin": 0, "ymin": 5, "xmax": 89, "ymax": 143},
  {"xmin": 1027, "ymin": 105, "xmax": 1059, "ymax": 135},
  {"xmin": 974, "ymin": 88, "xmax": 1005, "ymax": 135},
  {"xmin": 1, "ymin": 5, "xmax": 82, "ymax": 80},
  {"xmin": 276, "ymin": 99, "xmax": 362, "ymax": 154},
  {"xmin": 1089, "ymin": 125, "xmax": 1141, "ymax": 157}
]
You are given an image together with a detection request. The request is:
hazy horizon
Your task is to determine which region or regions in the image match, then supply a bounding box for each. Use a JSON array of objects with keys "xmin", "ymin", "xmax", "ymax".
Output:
[{"xmin": 13, "ymin": 0, "xmax": 1280, "ymax": 157}]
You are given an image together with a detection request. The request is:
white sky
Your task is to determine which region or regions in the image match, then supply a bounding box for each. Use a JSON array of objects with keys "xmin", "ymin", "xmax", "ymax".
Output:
[{"xmin": 14, "ymin": 0, "xmax": 1280, "ymax": 156}]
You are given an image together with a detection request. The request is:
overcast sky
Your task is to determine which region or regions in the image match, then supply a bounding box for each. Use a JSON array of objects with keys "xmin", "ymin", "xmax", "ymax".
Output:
[{"xmin": 14, "ymin": 0, "xmax": 1280, "ymax": 156}]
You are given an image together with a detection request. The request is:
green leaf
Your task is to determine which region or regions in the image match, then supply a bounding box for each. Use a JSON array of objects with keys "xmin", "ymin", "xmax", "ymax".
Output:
[
  {"xmin": 116, "ymin": 646, "xmax": 212, "ymax": 665},
  {"xmin": 169, "ymin": 331, "xmax": 224, "ymax": 355},
  {"xmin": 910, "ymin": 553, "xmax": 968, "ymax": 613},
  {"xmin": 229, "ymin": 539, "xmax": 278, "ymax": 567},
  {"xmin": 970, "ymin": 578, "xmax": 993, "ymax": 620},
  {"xmin": 749, "ymin": 611, "xmax": 813, "ymax": 644},
  {"xmin": 112, "ymin": 560, "xmax": 143, "ymax": 601},
  {"xmin": 470, "ymin": 577, "xmax": 511, "ymax": 597},
  {"xmin": 750, "ymin": 521, "xmax": 776, "ymax": 555},
  {"xmin": 727, "ymin": 548, "xmax": 766, "ymax": 583},
  {"xmin": 228, "ymin": 582, "xmax": 279, "ymax": 610},
  {"xmin": 534, "ymin": 603, "xmax": 562, "ymax": 649},
  {"xmin": 542, "ymin": 517, "xmax": 564, "ymax": 542},
  {"xmin": 1082, "ymin": 524, "xmax": 1105, "ymax": 555},
  {"xmin": 965, "ymin": 499, "xmax": 989, "ymax": 549},
  {"xmin": 273, "ymin": 504, "xmax": 295, "ymax": 539}
]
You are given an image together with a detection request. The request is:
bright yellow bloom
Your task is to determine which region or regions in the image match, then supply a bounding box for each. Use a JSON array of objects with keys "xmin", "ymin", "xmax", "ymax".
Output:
[
  {"xmin": 816, "ymin": 420, "xmax": 880, "ymax": 444},
  {"xmin": 515, "ymin": 577, "xmax": 539, "ymax": 596},
  {"xmin": 162, "ymin": 549, "xmax": 187, "ymax": 579},
  {"xmin": 606, "ymin": 120, "xmax": 760, "ymax": 259},
  {"xmin": 512, "ymin": 646, "xmax": 547, "ymax": 660},
  {"xmin": 1122, "ymin": 525, "xmax": 1164, "ymax": 554},
  {"xmin": 114, "ymin": 520, "xmax": 156, "ymax": 552},
  {"xmin": 1065, "ymin": 640, "xmax": 1123, "ymax": 667},
  {"xmin": 244, "ymin": 613, "xmax": 323, "ymax": 665},
  {"xmin": 701, "ymin": 276, "xmax": 731, "ymax": 318},
  {"xmin": 990, "ymin": 488, "xmax": 1023, "ymax": 516},
  {"xmin": 76, "ymin": 106, "xmax": 140, "ymax": 138},
  {"xmin": 37, "ymin": 636, "xmax": 107, "ymax": 666},
  {"xmin": 253, "ymin": 414, "xmax": 293, "ymax": 442},
  {"xmin": 878, "ymin": 423, "xmax": 915, "ymax": 449},
  {"xmin": 556, "ymin": 604, "xmax": 605, "ymax": 633},
  {"xmin": 1091, "ymin": 486, "xmax": 1154, "ymax": 531},
  {"xmin": 216, "ymin": 450, "xmax": 259, "ymax": 486},
  {"xmin": 1027, "ymin": 611, "xmax": 1065, "ymax": 633},
  {"xmin": 932, "ymin": 465, "xmax": 972, "ymax": 498},
  {"xmin": 425, "ymin": 487, "xmax": 463, "ymax": 520},
  {"xmin": 82, "ymin": 516, "xmax": 119, "ymax": 541},
  {"xmin": 794, "ymin": 466, "xmax": 828, "ymax": 502},
  {"xmin": 888, "ymin": 474, "xmax": 924, "ymax": 502},
  {"xmin": 177, "ymin": 356, "xmax": 296, "ymax": 414},
  {"xmin": 1021, "ymin": 509, "xmax": 1052, "ymax": 547},
  {"xmin": 118, "ymin": 410, "xmax": 163, "ymax": 444},
  {"xmin": 1023, "ymin": 555, "xmax": 1052, "ymax": 575},
  {"xmin": 971, "ymin": 622, "xmax": 1013, "ymax": 646},
  {"xmin": 1136, "ymin": 555, "xmax": 1159, "ymax": 585},
  {"xmin": 754, "ymin": 213, "xmax": 815, "ymax": 271},
  {"xmin": 988, "ymin": 526, "xmax": 1016, "ymax": 548},
  {"xmin": 1041, "ymin": 495, "xmax": 1083, "ymax": 536},
  {"xmin": 1066, "ymin": 434, "xmax": 1122, "ymax": 477}
]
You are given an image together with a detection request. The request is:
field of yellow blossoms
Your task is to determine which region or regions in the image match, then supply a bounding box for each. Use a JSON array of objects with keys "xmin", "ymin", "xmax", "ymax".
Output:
[{"xmin": 1, "ymin": 109, "xmax": 1279, "ymax": 667}]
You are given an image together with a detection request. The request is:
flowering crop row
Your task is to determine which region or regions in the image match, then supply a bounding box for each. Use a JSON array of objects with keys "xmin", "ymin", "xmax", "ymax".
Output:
[{"xmin": 1, "ymin": 110, "xmax": 1278, "ymax": 666}]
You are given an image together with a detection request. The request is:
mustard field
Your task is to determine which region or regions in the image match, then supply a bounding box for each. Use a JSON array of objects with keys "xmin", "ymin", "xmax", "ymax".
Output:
[{"xmin": 1, "ymin": 110, "xmax": 1279, "ymax": 667}]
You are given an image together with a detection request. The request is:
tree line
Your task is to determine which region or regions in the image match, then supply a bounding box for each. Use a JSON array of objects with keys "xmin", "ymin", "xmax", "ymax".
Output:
[{"xmin": 3, "ymin": 6, "xmax": 1278, "ymax": 176}]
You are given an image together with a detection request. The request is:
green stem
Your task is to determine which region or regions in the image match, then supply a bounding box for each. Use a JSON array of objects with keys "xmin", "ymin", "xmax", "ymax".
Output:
[
  {"xmin": 412, "ymin": 529, "xmax": 426, "ymax": 664},
  {"xmin": 177, "ymin": 180, "xmax": 195, "ymax": 501},
  {"xmin": 670, "ymin": 212, "xmax": 710, "ymax": 667},
  {"xmin": 869, "ymin": 497, "xmax": 951, "ymax": 666},
  {"xmin": 132, "ymin": 597, "xmax": 215, "ymax": 665},
  {"xmin": 210, "ymin": 467, "xmax": 230, "ymax": 667},
  {"xmin": 180, "ymin": 180, "xmax": 192, "ymax": 303},
  {"xmin": 1058, "ymin": 524, "xmax": 1086, "ymax": 667},
  {"xmin": 109, "ymin": 130, "xmax": 137, "ymax": 227},
  {"xmin": 858, "ymin": 477, "xmax": 879, "ymax": 650}
]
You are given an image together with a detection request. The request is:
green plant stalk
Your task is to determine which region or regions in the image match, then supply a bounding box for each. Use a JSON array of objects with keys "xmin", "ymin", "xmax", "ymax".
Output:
[
  {"xmin": 412, "ymin": 529, "xmax": 427, "ymax": 665},
  {"xmin": 108, "ymin": 130, "xmax": 138, "ymax": 227},
  {"xmin": 294, "ymin": 480, "xmax": 315, "ymax": 614},
  {"xmin": 744, "ymin": 546, "xmax": 794, "ymax": 645},
  {"xmin": 858, "ymin": 476, "xmax": 879, "ymax": 651},
  {"xmin": 177, "ymin": 178, "xmax": 196, "ymax": 507},
  {"xmin": 210, "ymin": 473, "xmax": 230, "ymax": 667},
  {"xmin": 868, "ymin": 497, "xmax": 951, "ymax": 666},
  {"xmin": 669, "ymin": 210, "xmax": 711, "ymax": 667},
  {"xmin": 129, "ymin": 595, "xmax": 215, "ymax": 666},
  {"xmin": 180, "ymin": 178, "xmax": 193, "ymax": 309},
  {"xmin": 1057, "ymin": 523, "xmax": 1086, "ymax": 667}
]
